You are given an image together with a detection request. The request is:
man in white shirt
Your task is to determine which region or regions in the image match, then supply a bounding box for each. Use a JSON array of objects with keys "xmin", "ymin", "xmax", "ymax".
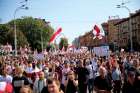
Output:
[
  {"xmin": 85, "ymin": 59, "xmax": 94, "ymax": 93},
  {"xmin": 61, "ymin": 61, "xmax": 71, "ymax": 92},
  {"xmin": 91, "ymin": 57, "xmax": 98, "ymax": 78}
]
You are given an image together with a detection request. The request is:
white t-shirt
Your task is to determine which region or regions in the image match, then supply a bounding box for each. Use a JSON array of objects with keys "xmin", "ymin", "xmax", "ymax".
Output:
[
  {"xmin": 86, "ymin": 65, "xmax": 94, "ymax": 79},
  {"xmin": 0, "ymin": 75, "xmax": 13, "ymax": 83},
  {"xmin": 25, "ymin": 67, "xmax": 33, "ymax": 73},
  {"xmin": 61, "ymin": 67, "xmax": 70, "ymax": 84}
]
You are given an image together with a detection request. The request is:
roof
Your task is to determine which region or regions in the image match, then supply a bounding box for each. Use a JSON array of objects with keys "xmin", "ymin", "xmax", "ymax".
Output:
[
  {"xmin": 114, "ymin": 18, "xmax": 129, "ymax": 25},
  {"xmin": 114, "ymin": 9, "xmax": 140, "ymax": 26}
]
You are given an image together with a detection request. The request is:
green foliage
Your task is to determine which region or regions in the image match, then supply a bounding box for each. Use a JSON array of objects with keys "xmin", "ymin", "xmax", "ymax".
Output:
[
  {"xmin": 0, "ymin": 17, "xmax": 54, "ymax": 50},
  {"xmin": 7, "ymin": 30, "xmax": 28, "ymax": 48},
  {"xmin": 0, "ymin": 24, "xmax": 28, "ymax": 48},
  {"xmin": 0, "ymin": 24, "xmax": 9, "ymax": 44},
  {"xmin": 59, "ymin": 37, "xmax": 68, "ymax": 51}
]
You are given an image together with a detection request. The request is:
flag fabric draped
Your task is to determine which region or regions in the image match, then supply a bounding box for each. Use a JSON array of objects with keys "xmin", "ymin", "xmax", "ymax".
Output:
[
  {"xmin": 92, "ymin": 24, "xmax": 105, "ymax": 39},
  {"xmin": 49, "ymin": 27, "xmax": 62, "ymax": 43}
]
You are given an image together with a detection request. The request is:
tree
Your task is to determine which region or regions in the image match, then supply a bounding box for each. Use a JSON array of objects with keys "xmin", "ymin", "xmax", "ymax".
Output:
[
  {"xmin": 7, "ymin": 29, "xmax": 28, "ymax": 48},
  {"xmin": 59, "ymin": 37, "xmax": 68, "ymax": 51},
  {"xmin": 0, "ymin": 23, "xmax": 28, "ymax": 48},
  {"xmin": 0, "ymin": 24, "xmax": 9, "ymax": 44},
  {"xmin": 8, "ymin": 17, "xmax": 54, "ymax": 50}
]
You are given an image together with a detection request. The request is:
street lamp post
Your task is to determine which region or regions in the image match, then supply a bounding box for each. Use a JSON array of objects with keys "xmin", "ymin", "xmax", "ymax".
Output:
[
  {"xmin": 116, "ymin": 4, "xmax": 133, "ymax": 52},
  {"xmin": 41, "ymin": 29, "xmax": 43, "ymax": 51},
  {"xmin": 41, "ymin": 21, "xmax": 50, "ymax": 51},
  {"xmin": 14, "ymin": 2, "xmax": 28, "ymax": 56}
]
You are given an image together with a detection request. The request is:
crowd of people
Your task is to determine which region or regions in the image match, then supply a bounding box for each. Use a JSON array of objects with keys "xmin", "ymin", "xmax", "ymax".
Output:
[{"xmin": 0, "ymin": 45, "xmax": 140, "ymax": 93}]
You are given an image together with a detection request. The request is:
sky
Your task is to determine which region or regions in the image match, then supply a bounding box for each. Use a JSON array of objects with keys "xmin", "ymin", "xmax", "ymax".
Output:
[{"xmin": 0, "ymin": 0, "xmax": 140, "ymax": 44}]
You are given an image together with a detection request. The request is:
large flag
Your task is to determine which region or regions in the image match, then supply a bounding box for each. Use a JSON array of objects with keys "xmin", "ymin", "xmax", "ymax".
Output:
[
  {"xmin": 0, "ymin": 82, "xmax": 13, "ymax": 93},
  {"xmin": 93, "ymin": 25, "xmax": 100, "ymax": 36},
  {"xmin": 93, "ymin": 25, "xmax": 105, "ymax": 39},
  {"xmin": 49, "ymin": 27, "xmax": 62, "ymax": 43}
]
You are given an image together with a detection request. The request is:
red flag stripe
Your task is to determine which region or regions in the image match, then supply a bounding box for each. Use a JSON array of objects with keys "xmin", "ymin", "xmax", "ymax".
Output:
[
  {"xmin": 49, "ymin": 27, "xmax": 62, "ymax": 43},
  {"xmin": 93, "ymin": 25, "xmax": 100, "ymax": 36}
]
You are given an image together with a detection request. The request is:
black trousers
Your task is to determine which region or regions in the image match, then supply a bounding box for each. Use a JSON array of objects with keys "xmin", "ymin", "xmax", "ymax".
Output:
[
  {"xmin": 113, "ymin": 80, "xmax": 122, "ymax": 93},
  {"xmin": 78, "ymin": 83, "xmax": 88, "ymax": 93}
]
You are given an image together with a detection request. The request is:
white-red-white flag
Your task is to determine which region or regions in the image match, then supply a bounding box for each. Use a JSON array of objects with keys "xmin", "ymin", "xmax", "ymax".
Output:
[
  {"xmin": 0, "ymin": 82, "xmax": 13, "ymax": 93},
  {"xmin": 92, "ymin": 25, "xmax": 105, "ymax": 39},
  {"xmin": 49, "ymin": 27, "xmax": 62, "ymax": 43}
]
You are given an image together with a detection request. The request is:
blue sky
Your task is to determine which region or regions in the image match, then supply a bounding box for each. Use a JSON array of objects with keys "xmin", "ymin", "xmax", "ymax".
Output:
[{"xmin": 0, "ymin": 0, "xmax": 140, "ymax": 44}]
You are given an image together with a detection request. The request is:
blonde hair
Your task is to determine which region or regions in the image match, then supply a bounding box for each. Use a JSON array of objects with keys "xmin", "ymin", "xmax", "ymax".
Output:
[
  {"xmin": 16, "ymin": 66, "xmax": 24, "ymax": 72},
  {"xmin": 20, "ymin": 85, "xmax": 33, "ymax": 93}
]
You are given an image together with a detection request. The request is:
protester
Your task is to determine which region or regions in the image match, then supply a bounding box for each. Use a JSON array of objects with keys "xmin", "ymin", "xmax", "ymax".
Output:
[
  {"xmin": 12, "ymin": 66, "xmax": 30, "ymax": 93},
  {"xmin": 94, "ymin": 66, "xmax": 112, "ymax": 93},
  {"xmin": 1, "ymin": 44, "xmax": 140, "ymax": 93},
  {"xmin": 20, "ymin": 85, "xmax": 33, "ymax": 93},
  {"xmin": 122, "ymin": 70, "xmax": 137, "ymax": 93},
  {"xmin": 76, "ymin": 59, "xmax": 89, "ymax": 93},
  {"xmin": 112, "ymin": 62, "xmax": 122, "ymax": 93},
  {"xmin": 55, "ymin": 61, "xmax": 63, "ymax": 82},
  {"xmin": 64, "ymin": 70, "xmax": 78, "ymax": 93},
  {"xmin": 85, "ymin": 58, "xmax": 94, "ymax": 93},
  {"xmin": 33, "ymin": 71, "xmax": 47, "ymax": 93},
  {"xmin": 61, "ymin": 61, "xmax": 71, "ymax": 92},
  {"xmin": 133, "ymin": 59, "xmax": 140, "ymax": 93},
  {"xmin": 0, "ymin": 65, "xmax": 13, "ymax": 83},
  {"xmin": 41, "ymin": 78, "xmax": 63, "ymax": 93}
]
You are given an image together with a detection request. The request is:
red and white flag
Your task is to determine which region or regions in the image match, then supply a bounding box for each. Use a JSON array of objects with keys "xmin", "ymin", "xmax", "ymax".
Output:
[
  {"xmin": 92, "ymin": 25, "xmax": 105, "ymax": 39},
  {"xmin": 49, "ymin": 27, "xmax": 62, "ymax": 43},
  {"xmin": 0, "ymin": 82, "xmax": 13, "ymax": 93}
]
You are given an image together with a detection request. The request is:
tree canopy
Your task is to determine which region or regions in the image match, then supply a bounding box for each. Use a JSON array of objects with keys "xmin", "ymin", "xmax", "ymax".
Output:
[
  {"xmin": 0, "ymin": 17, "xmax": 54, "ymax": 50},
  {"xmin": 59, "ymin": 37, "xmax": 68, "ymax": 51}
]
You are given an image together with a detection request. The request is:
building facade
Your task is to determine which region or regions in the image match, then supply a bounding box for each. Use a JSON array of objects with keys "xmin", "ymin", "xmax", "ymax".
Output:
[
  {"xmin": 115, "ymin": 10, "xmax": 140, "ymax": 51},
  {"xmin": 78, "ymin": 30, "xmax": 107, "ymax": 49},
  {"xmin": 107, "ymin": 19, "xmax": 120, "ymax": 45},
  {"xmin": 77, "ymin": 19, "xmax": 119, "ymax": 50},
  {"xmin": 75, "ymin": 9, "xmax": 140, "ymax": 51},
  {"xmin": 115, "ymin": 18, "xmax": 129, "ymax": 48}
]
